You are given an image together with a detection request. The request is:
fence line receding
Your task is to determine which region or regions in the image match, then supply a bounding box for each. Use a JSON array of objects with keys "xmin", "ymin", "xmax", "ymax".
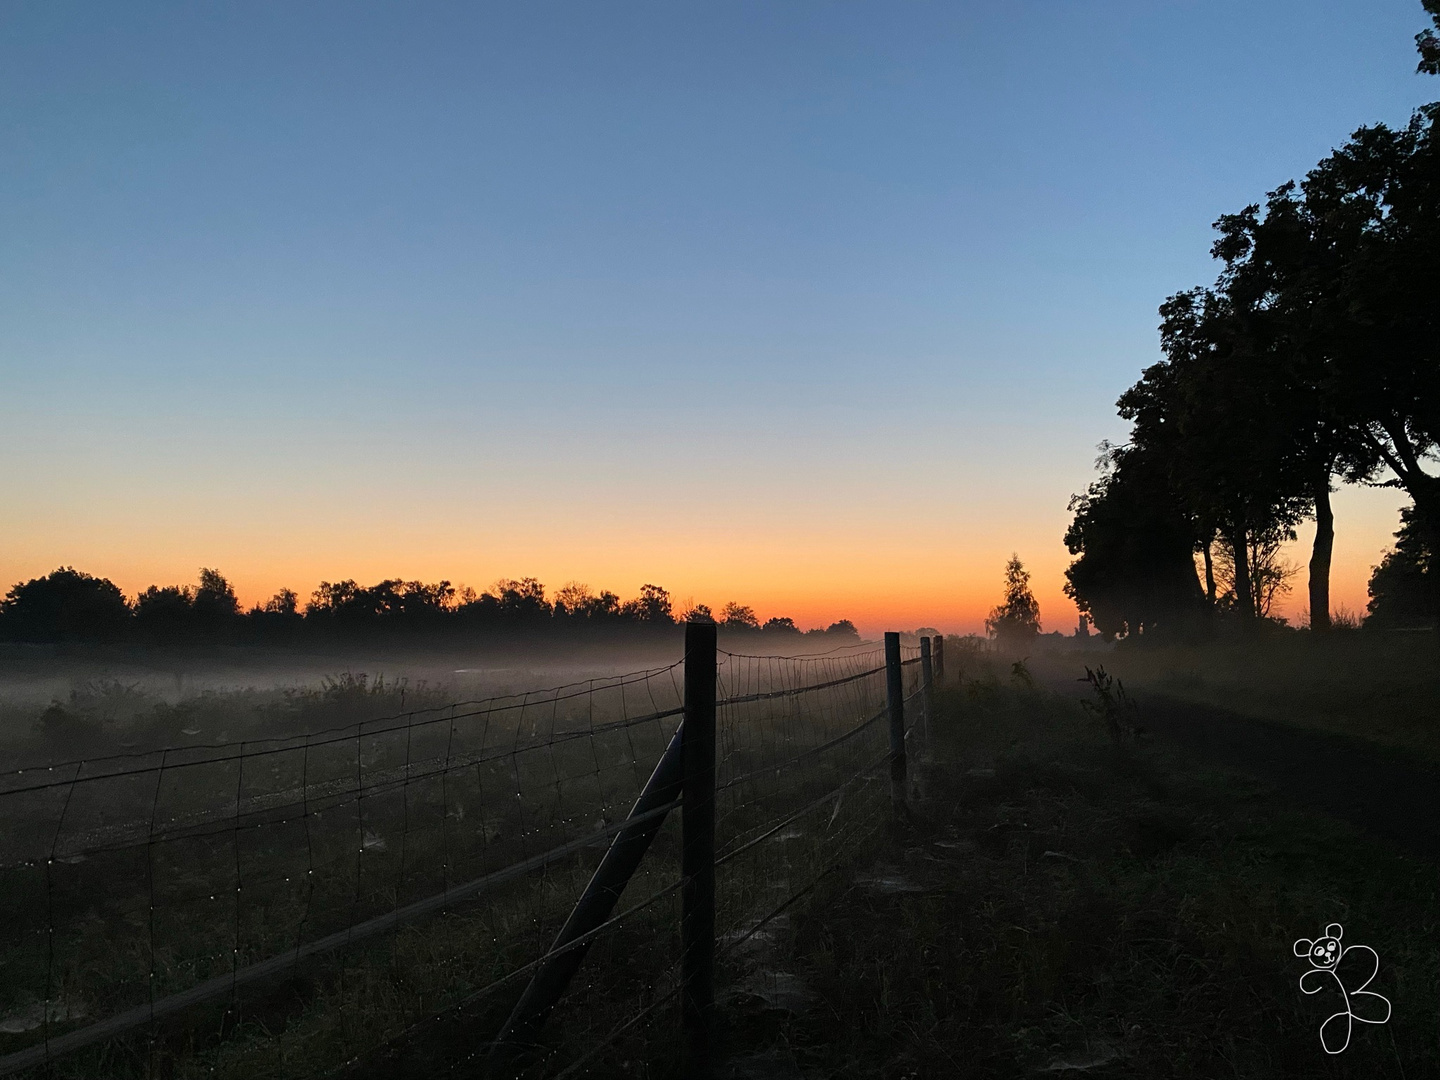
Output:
[{"xmin": 0, "ymin": 632, "xmax": 937, "ymax": 1079}]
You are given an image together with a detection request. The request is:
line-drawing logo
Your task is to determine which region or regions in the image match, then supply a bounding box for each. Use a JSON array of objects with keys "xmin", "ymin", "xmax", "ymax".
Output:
[{"xmin": 1292, "ymin": 922, "xmax": 1392, "ymax": 1054}]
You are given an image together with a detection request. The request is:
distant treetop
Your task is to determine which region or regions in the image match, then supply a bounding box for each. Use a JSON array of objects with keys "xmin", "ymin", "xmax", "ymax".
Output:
[
  {"xmin": 0, "ymin": 566, "xmax": 863, "ymax": 645},
  {"xmin": 986, "ymin": 555, "xmax": 1041, "ymax": 650}
]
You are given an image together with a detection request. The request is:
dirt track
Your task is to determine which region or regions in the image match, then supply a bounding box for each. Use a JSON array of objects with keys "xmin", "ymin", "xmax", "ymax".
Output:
[{"xmin": 1139, "ymin": 694, "xmax": 1440, "ymax": 860}]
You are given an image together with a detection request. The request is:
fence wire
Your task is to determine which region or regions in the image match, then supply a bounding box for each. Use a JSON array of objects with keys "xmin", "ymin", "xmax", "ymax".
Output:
[
  {"xmin": 713, "ymin": 646, "xmax": 924, "ymax": 993},
  {"xmin": 0, "ymin": 640, "xmax": 932, "ymax": 1079},
  {"xmin": 0, "ymin": 665, "xmax": 688, "ymax": 1080},
  {"xmin": 506, "ymin": 641, "xmax": 929, "ymax": 1079}
]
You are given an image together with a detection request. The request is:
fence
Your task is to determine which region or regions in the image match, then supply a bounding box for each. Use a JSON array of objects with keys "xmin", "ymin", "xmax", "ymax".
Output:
[{"xmin": 0, "ymin": 628, "xmax": 945, "ymax": 1079}]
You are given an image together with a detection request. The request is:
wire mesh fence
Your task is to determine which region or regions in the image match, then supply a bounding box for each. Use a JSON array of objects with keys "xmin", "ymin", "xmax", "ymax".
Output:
[
  {"xmin": 714, "ymin": 643, "xmax": 923, "ymax": 957},
  {"xmin": 0, "ymin": 634, "xmax": 937, "ymax": 1079}
]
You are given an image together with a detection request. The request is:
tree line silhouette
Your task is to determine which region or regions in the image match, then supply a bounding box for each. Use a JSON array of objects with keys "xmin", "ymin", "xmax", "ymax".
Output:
[
  {"xmin": 1065, "ymin": 4, "xmax": 1440, "ymax": 639},
  {"xmin": 0, "ymin": 567, "xmax": 860, "ymax": 647}
]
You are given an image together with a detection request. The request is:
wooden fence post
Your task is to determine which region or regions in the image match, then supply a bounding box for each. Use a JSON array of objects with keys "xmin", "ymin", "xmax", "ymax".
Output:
[
  {"xmin": 494, "ymin": 727, "xmax": 685, "ymax": 1048},
  {"xmin": 681, "ymin": 620, "xmax": 717, "ymax": 1078},
  {"xmin": 884, "ymin": 631, "xmax": 906, "ymax": 812},
  {"xmin": 933, "ymin": 634, "xmax": 945, "ymax": 686},
  {"xmin": 920, "ymin": 636, "xmax": 933, "ymax": 744}
]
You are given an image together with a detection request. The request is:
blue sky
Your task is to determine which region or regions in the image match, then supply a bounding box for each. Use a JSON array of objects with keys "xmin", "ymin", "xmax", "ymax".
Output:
[{"xmin": 1, "ymin": 1, "xmax": 1430, "ymax": 630}]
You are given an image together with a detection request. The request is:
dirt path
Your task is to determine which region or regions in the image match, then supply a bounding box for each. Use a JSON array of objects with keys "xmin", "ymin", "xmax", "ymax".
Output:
[{"xmin": 1139, "ymin": 694, "xmax": 1440, "ymax": 860}]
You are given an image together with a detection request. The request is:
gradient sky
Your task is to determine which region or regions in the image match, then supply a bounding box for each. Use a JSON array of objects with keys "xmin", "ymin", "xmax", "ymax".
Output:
[{"xmin": 1, "ymin": 1, "xmax": 1431, "ymax": 634}]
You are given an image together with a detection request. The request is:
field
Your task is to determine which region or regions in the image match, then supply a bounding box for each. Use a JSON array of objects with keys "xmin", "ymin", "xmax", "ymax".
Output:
[
  {"xmin": 705, "ymin": 639, "xmax": 1440, "ymax": 1078},
  {"xmin": 1, "ymin": 634, "xmax": 1436, "ymax": 1078},
  {"xmin": 0, "ymin": 641, "xmax": 915, "ymax": 1079}
]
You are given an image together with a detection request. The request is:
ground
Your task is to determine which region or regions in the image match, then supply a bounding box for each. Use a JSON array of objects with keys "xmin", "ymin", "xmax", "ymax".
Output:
[
  {"xmin": 705, "ymin": 646, "xmax": 1440, "ymax": 1080},
  {"xmin": 64, "ymin": 636, "xmax": 1433, "ymax": 1079}
]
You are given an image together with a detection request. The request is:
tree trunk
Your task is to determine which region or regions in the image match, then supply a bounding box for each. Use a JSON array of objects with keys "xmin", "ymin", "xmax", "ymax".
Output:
[
  {"xmin": 1309, "ymin": 482, "xmax": 1334, "ymax": 633},
  {"xmin": 1227, "ymin": 520, "xmax": 1255, "ymax": 622},
  {"xmin": 1202, "ymin": 539, "xmax": 1216, "ymax": 606}
]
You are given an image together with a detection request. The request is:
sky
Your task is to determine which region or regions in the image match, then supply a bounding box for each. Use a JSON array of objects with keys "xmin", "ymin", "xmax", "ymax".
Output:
[{"xmin": 0, "ymin": 1, "xmax": 1431, "ymax": 635}]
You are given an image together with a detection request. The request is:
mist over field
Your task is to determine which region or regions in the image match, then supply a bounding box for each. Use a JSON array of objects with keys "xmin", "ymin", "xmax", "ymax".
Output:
[
  {"xmin": 0, "ymin": 565, "xmax": 884, "ymax": 769},
  {"xmin": 0, "ymin": 631, "xmax": 883, "ymax": 769}
]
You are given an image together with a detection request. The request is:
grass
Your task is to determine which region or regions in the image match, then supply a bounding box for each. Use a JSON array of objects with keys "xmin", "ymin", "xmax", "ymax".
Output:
[
  {"xmin": 1, "ymin": 672, "xmax": 460, "ymax": 768},
  {"xmin": 0, "ymin": 670, "xmax": 688, "ymax": 1079},
  {"xmin": 711, "ymin": 656, "xmax": 1439, "ymax": 1078},
  {"xmin": 9, "ymin": 640, "xmax": 1433, "ymax": 1078},
  {"xmin": 1083, "ymin": 630, "xmax": 1440, "ymax": 765},
  {"xmin": 0, "ymin": 652, "xmax": 906, "ymax": 1080}
]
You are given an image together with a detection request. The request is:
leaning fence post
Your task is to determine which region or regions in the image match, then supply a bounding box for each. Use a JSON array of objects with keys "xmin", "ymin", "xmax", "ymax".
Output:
[
  {"xmin": 492, "ymin": 727, "xmax": 685, "ymax": 1051},
  {"xmin": 920, "ymin": 636, "xmax": 934, "ymax": 745},
  {"xmin": 884, "ymin": 631, "xmax": 906, "ymax": 812},
  {"xmin": 681, "ymin": 620, "xmax": 717, "ymax": 1078}
]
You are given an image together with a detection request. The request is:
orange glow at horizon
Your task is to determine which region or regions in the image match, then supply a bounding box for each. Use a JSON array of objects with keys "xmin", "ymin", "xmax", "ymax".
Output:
[
  {"xmin": 0, "ymin": 477, "xmax": 1406, "ymax": 639},
  {"xmin": 2, "ymin": 0, "xmax": 1429, "ymax": 654},
  {"xmin": 0, "ymin": 549, "xmax": 1027, "ymax": 638}
]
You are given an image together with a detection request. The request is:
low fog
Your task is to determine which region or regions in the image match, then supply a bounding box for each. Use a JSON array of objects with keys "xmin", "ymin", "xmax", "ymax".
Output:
[{"xmin": 0, "ymin": 632, "xmax": 894, "ymax": 770}]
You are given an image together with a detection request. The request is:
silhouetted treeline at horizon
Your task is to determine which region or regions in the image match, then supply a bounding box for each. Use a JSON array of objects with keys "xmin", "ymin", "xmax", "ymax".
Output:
[
  {"xmin": 1064, "ymin": 8, "xmax": 1440, "ymax": 640},
  {"xmin": 0, "ymin": 566, "xmax": 861, "ymax": 647}
]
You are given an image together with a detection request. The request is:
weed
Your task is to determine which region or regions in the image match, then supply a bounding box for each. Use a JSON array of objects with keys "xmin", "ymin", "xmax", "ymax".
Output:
[{"xmin": 1078, "ymin": 665, "xmax": 1138, "ymax": 744}]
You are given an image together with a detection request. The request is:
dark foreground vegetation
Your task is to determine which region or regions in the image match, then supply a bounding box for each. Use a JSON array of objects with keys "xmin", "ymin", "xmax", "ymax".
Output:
[
  {"xmin": 2, "ymin": 631, "xmax": 1433, "ymax": 1078},
  {"xmin": 1097, "ymin": 626, "xmax": 1440, "ymax": 766},
  {"xmin": 1064, "ymin": 4, "xmax": 1440, "ymax": 640},
  {"xmin": 699, "ymin": 643, "xmax": 1437, "ymax": 1079}
]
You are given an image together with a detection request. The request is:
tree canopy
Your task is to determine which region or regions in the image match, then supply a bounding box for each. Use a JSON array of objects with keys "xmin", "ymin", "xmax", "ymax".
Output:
[
  {"xmin": 1065, "ymin": 7, "xmax": 1440, "ymax": 637},
  {"xmin": 0, "ymin": 568, "xmax": 131, "ymax": 643},
  {"xmin": 1064, "ymin": 446, "xmax": 1205, "ymax": 639},
  {"xmin": 0, "ymin": 566, "xmax": 861, "ymax": 646},
  {"xmin": 1367, "ymin": 509, "xmax": 1434, "ymax": 629}
]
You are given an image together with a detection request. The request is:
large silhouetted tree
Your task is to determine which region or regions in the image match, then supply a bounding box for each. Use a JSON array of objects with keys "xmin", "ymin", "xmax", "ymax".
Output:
[
  {"xmin": 1118, "ymin": 286, "xmax": 1312, "ymax": 623},
  {"xmin": 194, "ymin": 568, "xmax": 238, "ymax": 619},
  {"xmin": 762, "ymin": 616, "xmax": 800, "ymax": 635},
  {"xmin": 0, "ymin": 567, "xmax": 130, "ymax": 643},
  {"xmin": 1069, "ymin": 5, "xmax": 1440, "ymax": 633},
  {"xmin": 1207, "ymin": 100, "xmax": 1438, "ymax": 628},
  {"xmin": 134, "ymin": 585, "xmax": 196, "ymax": 644},
  {"xmin": 492, "ymin": 578, "xmax": 549, "ymax": 619},
  {"xmin": 721, "ymin": 602, "xmax": 759, "ymax": 630},
  {"xmin": 1293, "ymin": 112, "xmax": 1440, "ymax": 619},
  {"xmin": 1236, "ymin": 15, "xmax": 1440, "ymax": 623},
  {"xmin": 680, "ymin": 602, "xmax": 715, "ymax": 623},
  {"xmin": 191, "ymin": 568, "xmax": 241, "ymax": 639},
  {"xmin": 1207, "ymin": 191, "xmax": 1375, "ymax": 631},
  {"xmin": 1367, "ymin": 508, "xmax": 1434, "ymax": 628},
  {"xmin": 622, "ymin": 584, "xmax": 674, "ymax": 624},
  {"xmin": 552, "ymin": 581, "xmax": 594, "ymax": 618},
  {"xmin": 1064, "ymin": 446, "xmax": 1205, "ymax": 638}
]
